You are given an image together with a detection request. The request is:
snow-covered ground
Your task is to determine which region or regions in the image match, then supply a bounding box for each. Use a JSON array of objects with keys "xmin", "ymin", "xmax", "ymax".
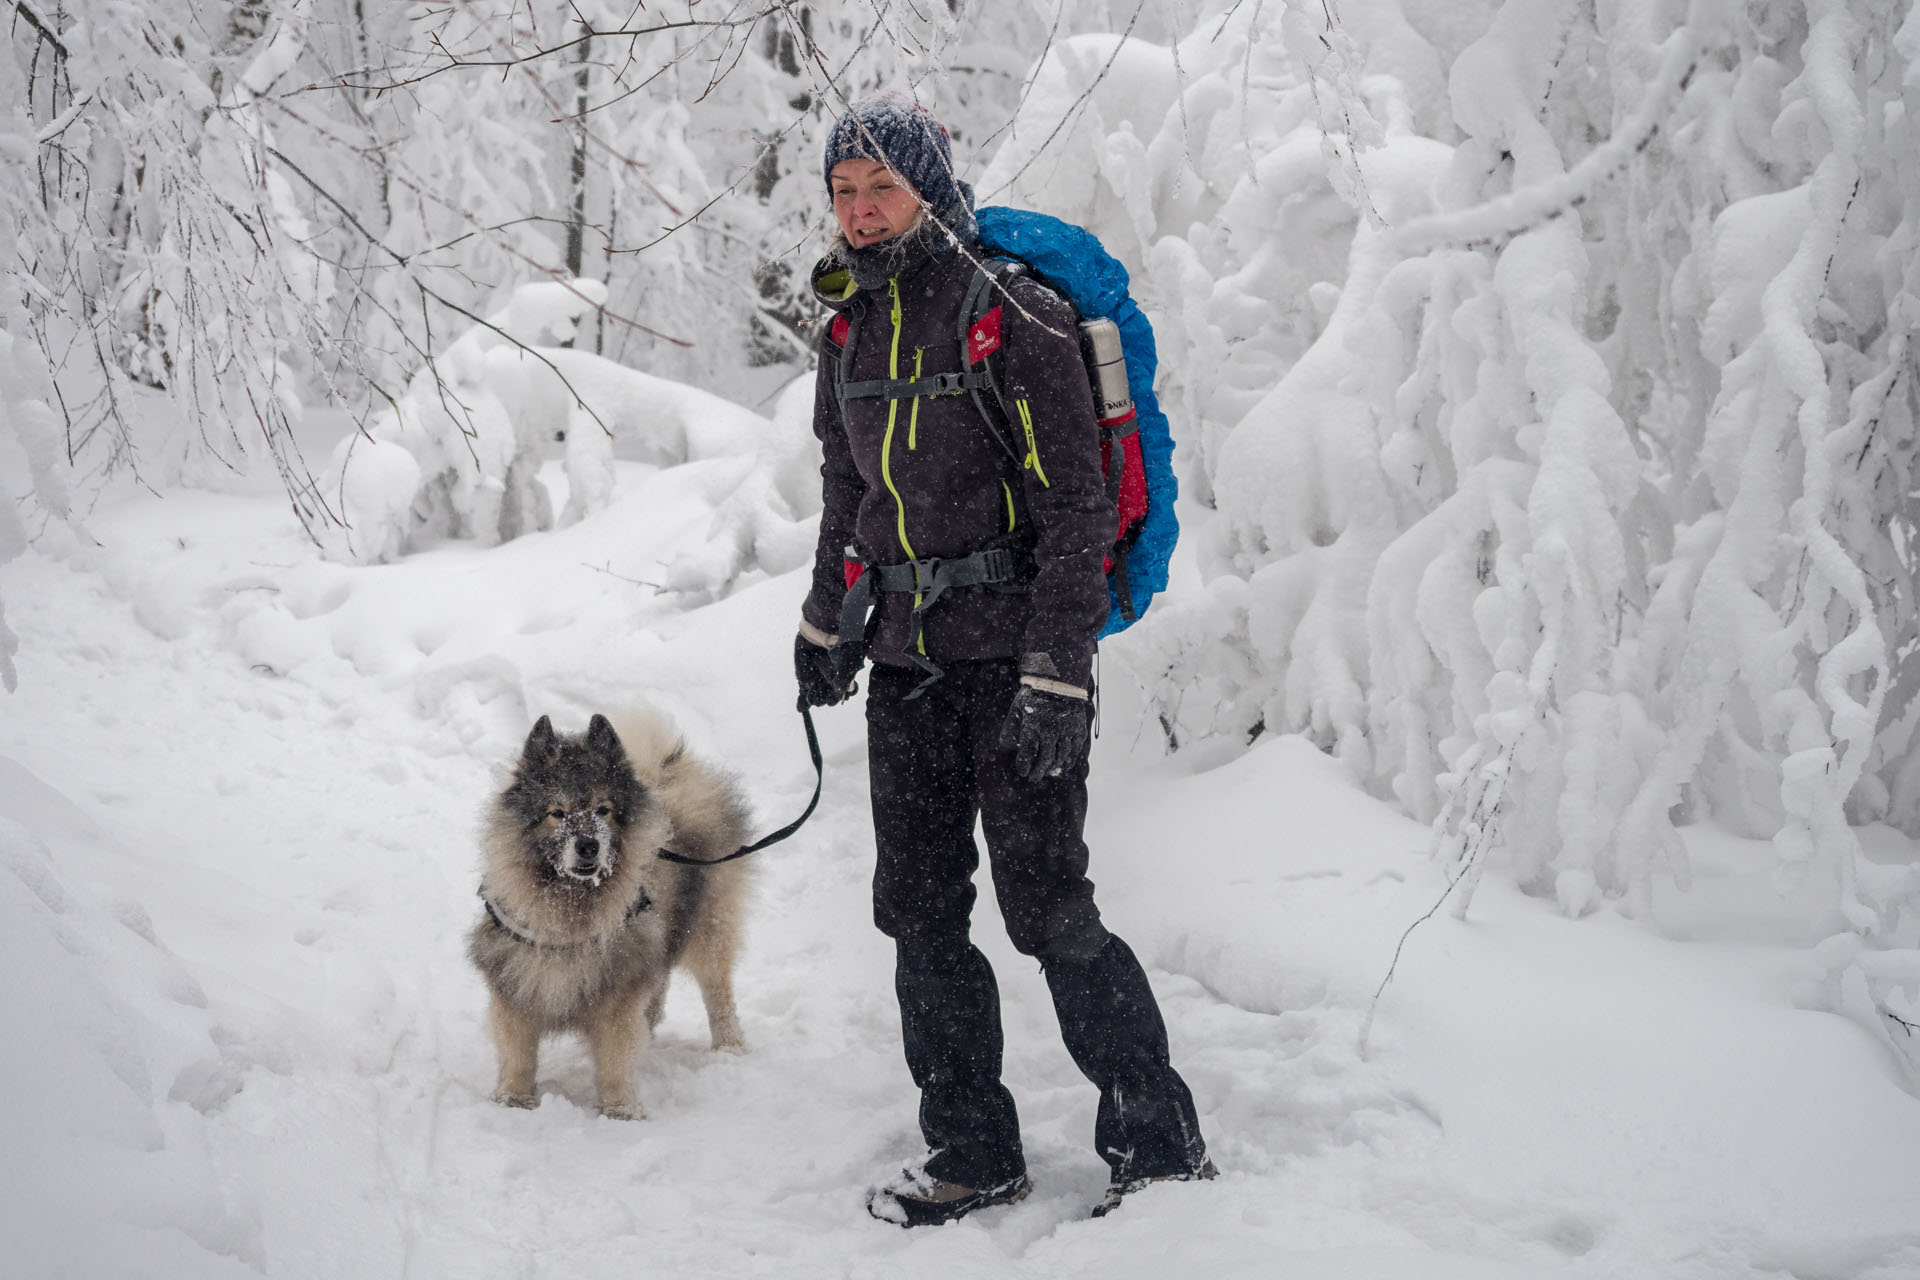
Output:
[{"xmin": 5, "ymin": 436, "xmax": 1920, "ymax": 1279}]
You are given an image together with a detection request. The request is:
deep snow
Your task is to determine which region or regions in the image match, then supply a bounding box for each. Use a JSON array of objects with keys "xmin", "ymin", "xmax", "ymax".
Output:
[{"xmin": 4, "ymin": 430, "xmax": 1920, "ymax": 1279}]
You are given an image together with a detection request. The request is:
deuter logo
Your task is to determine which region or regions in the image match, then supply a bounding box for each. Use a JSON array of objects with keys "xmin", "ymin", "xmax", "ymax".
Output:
[{"xmin": 968, "ymin": 306, "xmax": 1003, "ymax": 363}]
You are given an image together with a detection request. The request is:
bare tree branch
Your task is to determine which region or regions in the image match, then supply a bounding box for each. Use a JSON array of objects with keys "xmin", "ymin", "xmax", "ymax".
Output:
[
  {"xmin": 319, "ymin": 8, "xmax": 781, "ymax": 94},
  {"xmin": 265, "ymin": 105, "xmax": 693, "ymax": 346}
]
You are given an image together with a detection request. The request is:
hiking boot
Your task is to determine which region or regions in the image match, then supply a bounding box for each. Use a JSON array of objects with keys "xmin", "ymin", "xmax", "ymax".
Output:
[
  {"xmin": 1090, "ymin": 1158, "xmax": 1218, "ymax": 1218},
  {"xmin": 866, "ymin": 1168, "xmax": 1032, "ymax": 1228}
]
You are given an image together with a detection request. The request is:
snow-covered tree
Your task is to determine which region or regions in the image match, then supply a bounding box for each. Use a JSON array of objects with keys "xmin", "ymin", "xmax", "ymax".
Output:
[{"xmin": 976, "ymin": 1, "xmax": 1920, "ymax": 1046}]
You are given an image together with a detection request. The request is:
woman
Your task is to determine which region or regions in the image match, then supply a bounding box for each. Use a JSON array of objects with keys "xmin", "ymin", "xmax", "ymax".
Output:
[{"xmin": 793, "ymin": 95, "xmax": 1213, "ymax": 1226}]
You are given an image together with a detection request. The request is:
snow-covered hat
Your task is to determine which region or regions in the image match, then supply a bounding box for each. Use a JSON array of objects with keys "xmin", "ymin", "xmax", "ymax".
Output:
[{"xmin": 822, "ymin": 94, "xmax": 962, "ymax": 213}]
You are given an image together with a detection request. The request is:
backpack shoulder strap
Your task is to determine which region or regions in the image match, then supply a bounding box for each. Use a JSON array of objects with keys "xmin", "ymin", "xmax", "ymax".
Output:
[
  {"xmin": 828, "ymin": 304, "xmax": 865, "ymax": 414},
  {"xmin": 960, "ymin": 258, "xmax": 1028, "ymax": 472}
]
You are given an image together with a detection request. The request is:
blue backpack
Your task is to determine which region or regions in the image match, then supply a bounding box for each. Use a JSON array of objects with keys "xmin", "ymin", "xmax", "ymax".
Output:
[{"xmin": 971, "ymin": 207, "xmax": 1178, "ymax": 638}]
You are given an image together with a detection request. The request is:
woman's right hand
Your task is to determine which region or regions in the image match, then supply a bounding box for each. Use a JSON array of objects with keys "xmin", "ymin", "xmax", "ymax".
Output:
[{"xmin": 795, "ymin": 632, "xmax": 863, "ymax": 707}]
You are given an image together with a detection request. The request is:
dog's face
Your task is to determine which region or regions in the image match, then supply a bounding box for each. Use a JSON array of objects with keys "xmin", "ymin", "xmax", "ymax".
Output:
[{"xmin": 503, "ymin": 715, "xmax": 647, "ymax": 887}]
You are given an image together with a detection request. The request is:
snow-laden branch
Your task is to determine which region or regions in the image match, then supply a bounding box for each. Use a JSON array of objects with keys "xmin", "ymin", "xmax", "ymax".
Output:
[
  {"xmin": 237, "ymin": 0, "xmax": 311, "ymax": 98},
  {"xmin": 7, "ymin": 0, "xmax": 68, "ymax": 58},
  {"xmin": 33, "ymin": 93, "xmax": 92, "ymax": 145},
  {"xmin": 1395, "ymin": 6, "xmax": 1712, "ymax": 254}
]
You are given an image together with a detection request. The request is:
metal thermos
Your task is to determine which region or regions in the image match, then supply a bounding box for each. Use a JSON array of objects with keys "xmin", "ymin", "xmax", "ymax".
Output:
[{"xmin": 1077, "ymin": 318, "xmax": 1136, "ymax": 429}]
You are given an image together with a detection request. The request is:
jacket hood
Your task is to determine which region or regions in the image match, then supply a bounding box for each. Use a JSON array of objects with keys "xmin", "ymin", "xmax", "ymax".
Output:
[{"xmin": 809, "ymin": 257, "xmax": 864, "ymax": 313}]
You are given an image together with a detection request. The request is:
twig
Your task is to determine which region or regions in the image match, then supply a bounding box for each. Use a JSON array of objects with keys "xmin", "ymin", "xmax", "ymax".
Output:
[
  {"xmin": 608, "ymin": 102, "xmax": 813, "ymax": 255},
  {"xmin": 322, "ymin": 10, "xmax": 779, "ymax": 94},
  {"xmin": 266, "ymin": 144, "xmax": 407, "ymax": 266},
  {"xmin": 977, "ymin": 0, "xmax": 1148, "ymax": 203},
  {"xmin": 1357, "ymin": 835, "xmax": 1483, "ymax": 1059},
  {"xmin": 1300, "ymin": 0, "xmax": 1383, "ymax": 226},
  {"xmin": 265, "ymin": 101, "xmax": 693, "ymax": 345},
  {"xmin": 967, "ymin": 0, "xmax": 1065, "ymax": 159},
  {"xmin": 34, "ymin": 91, "xmax": 92, "ymax": 145},
  {"xmin": 584, "ymin": 562, "xmax": 662, "ymax": 590},
  {"xmin": 1359, "ymin": 728, "xmax": 1520, "ymax": 1057},
  {"xmin": 420, "ymin": 285, "xmax": 620, "ymax": 443},
  {"xmin": 416, "ymin": 286, "xmax": 483, "ymax": 467}
]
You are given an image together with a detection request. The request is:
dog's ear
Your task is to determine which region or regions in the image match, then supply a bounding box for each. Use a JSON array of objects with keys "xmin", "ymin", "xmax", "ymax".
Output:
[
  {"xmin": 522, "ymin": 715, "xmax": 559, "ymax": 765},
  {"xmin": 585, "ymin": 714, "xmax": 627, "ymax": 764}
]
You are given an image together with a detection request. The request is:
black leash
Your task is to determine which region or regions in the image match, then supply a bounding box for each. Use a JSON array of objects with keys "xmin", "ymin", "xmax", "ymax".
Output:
[{"xmin": 656, "ymin": 699, "xmax": 824, "ymax": 867}]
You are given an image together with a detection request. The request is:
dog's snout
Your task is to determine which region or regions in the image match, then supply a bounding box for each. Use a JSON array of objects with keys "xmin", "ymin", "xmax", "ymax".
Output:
[{"xmin": 575, "ymin": 835, "xmax": 600, "ymax": 861}]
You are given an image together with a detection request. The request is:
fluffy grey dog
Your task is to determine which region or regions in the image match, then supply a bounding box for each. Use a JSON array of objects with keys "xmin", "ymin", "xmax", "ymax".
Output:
[{"xmin": 468, "ymin": 710, "xmax": 753, "ymax": 1119}]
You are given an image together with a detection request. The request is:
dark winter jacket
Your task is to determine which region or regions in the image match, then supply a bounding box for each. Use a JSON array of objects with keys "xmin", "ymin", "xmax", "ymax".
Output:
[{"xmin": 800, "ymin": 236, "xmax": 1114, "ymax": 691}]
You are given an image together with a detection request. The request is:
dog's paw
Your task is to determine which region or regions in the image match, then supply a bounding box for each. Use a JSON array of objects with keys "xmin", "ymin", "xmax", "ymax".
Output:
[
  {"xmin": 492, "ymin": 1089, "xmax": 538, "ymax": 1110},
  {"xmin": 710, "ymin": 1017, "xmax": 747, "ymax": 1054},
  {"xmin": 598, "ymin": 1101, "xmax": 644, "ymax": 1121}
]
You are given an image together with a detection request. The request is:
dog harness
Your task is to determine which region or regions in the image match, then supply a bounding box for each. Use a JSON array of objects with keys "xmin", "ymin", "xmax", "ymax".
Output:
[{"xmin": 479, "ymin": 887, "xmax": 652, "ymax": 950}]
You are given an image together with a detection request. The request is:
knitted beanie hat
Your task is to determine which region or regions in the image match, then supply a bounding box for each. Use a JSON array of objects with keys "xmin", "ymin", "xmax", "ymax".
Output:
[{"xmin": 821, "ymin": 94, "xmax": 963, "ymax": 214}]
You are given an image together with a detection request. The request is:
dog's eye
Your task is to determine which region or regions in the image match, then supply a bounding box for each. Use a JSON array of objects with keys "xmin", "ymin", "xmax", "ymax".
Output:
[
  {"xmin": 595, "ymin": 805, "xmax": 611, "ymax": 818},
  {"xmin": 548, "ymin": 808, "xmax": 565, "ymax": 821}
]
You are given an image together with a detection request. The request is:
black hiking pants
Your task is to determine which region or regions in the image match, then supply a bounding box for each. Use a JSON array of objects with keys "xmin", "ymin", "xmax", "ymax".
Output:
[{"xmin": 865, "ymin": 659, "xmax": 1207, "ymax": 1190}]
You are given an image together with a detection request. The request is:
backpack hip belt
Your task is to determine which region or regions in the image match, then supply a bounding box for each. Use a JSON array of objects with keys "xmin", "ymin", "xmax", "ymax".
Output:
[{"xmin": 834, "ymin": 544, "xmax": 1031, "ymax": 699}]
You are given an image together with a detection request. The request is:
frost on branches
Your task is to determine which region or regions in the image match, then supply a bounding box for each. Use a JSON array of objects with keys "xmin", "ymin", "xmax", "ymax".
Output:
[
  {"xmin": 3, "ymin": 0, "xmax": 335, "ymax": 511},
  {"xmin": 979, "ymin": 3, "xmax": 1920, "ymax": 1053}
]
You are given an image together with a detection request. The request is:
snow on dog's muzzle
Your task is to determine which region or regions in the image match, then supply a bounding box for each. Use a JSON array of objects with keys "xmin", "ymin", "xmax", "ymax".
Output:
[{"xmin": 563, "ymin": 834, "xmax": 604, "ymax": 880}]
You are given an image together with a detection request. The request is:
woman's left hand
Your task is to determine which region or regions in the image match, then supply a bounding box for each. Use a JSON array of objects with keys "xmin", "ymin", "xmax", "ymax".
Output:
[{"xmin": 998, "ymin": 686, "xmax": 1091, "ymax": 779}]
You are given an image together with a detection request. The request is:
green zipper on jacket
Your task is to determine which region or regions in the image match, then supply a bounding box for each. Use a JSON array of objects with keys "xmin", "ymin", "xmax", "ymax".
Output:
[
  {"xmin": 1016, "ymin": 398, "xmax": 1050, "ymax": 486},
  {"xmin": 877, "ymin": 278, "xmax": 928, "ymax": 652},
  {"xmin": 880, "ymin": 278, "xmax": 915, "ymax": 560},
  {"xmin": 908, "ymin": 348, "xmax": 924, "ymax": 450}
]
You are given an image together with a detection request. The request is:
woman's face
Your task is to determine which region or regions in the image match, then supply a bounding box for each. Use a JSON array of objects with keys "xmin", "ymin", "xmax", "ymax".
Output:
[{"xmin": 830, "ymin": 158, "xmax": 923, "ymax": 248}]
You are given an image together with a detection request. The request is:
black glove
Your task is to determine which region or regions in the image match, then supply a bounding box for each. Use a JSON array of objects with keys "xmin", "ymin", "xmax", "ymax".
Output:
[
  {"xmin": 998, "ymin": 685, "xmax": 1092, "ymax": 780},
  {"xmin": 795, "ymin": 633, "xmax": 863, "ymax": 707}
]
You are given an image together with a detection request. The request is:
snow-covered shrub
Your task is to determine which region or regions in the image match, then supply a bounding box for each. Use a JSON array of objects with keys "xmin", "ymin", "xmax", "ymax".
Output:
[
  {"xmin": 318, "ymin": 278, "xmax": 816, "ymax": 600},
  {"xmin": 318, "ymin": 280, "xmax": 599, "ymax": 563}
]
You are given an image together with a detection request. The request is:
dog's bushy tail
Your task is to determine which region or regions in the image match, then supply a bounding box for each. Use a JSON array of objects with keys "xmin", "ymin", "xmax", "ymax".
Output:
[
  {"xmin": 606, "ymin": 707, "xmax": 686, "ymax": 788},
  {"xmin": 607, "ymin": 707, "xmax": 753, "ymax": 867}
]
